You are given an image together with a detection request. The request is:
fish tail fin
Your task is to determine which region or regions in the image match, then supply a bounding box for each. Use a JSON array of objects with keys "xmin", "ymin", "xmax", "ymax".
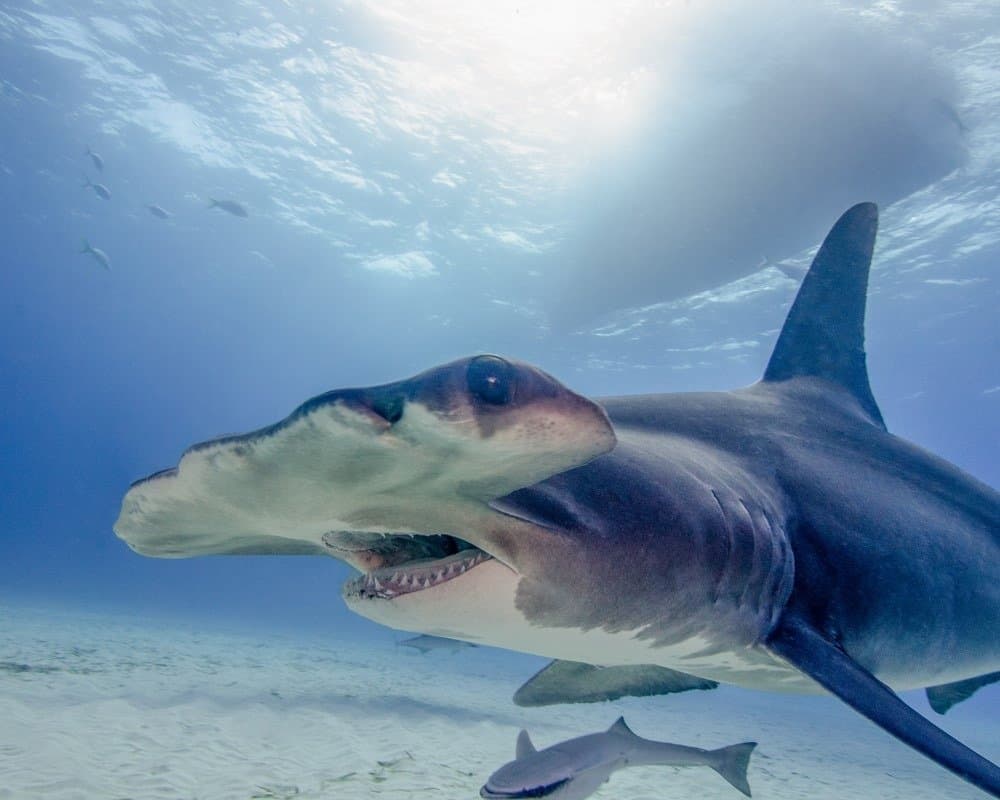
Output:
[
  {"xmin": 207, "ymin": 197, "xmax": 218, "ymax": 208},
  {"xmin": 709, "ymin": 742, "xmax": 756, "ymax": 797},
  {"xmin": 80, "ymin": 238, "xmax": 92, "ymax": 254}
]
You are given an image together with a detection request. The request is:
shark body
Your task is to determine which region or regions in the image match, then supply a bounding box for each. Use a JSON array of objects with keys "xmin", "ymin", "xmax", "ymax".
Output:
[
  {"xmin": 114, "ymin": 204, "xmax": 1000, "ymax": 795},
  {"xmin": 481, "ymin": 718, "xmax": 755, "ymax": 799}
]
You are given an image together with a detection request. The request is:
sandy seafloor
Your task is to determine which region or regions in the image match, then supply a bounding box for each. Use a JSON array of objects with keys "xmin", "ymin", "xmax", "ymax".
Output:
[{"xmin": 0, "ymin": 602, "xmax": 996, "ymax": 800}]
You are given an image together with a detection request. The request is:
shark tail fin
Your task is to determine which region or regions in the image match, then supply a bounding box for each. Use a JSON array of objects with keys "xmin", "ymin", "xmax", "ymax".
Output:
[
  {"xmin": 80, "ymin": 238, "xmax": 92, "ymax": 254},
  {"xmin": 208, "ymin": 197, "xmax": 218, "ymax": 208},
  {"xmin": 709, "ymin": 742, "xmax": 757, "ymax": 797},
  {"xmin": 762, "ymin": 202, "xmax": 885, "ymax": 429},
  {"xmin": 515, "ymin": 730, "xmax": 536, "ymax": 759}
]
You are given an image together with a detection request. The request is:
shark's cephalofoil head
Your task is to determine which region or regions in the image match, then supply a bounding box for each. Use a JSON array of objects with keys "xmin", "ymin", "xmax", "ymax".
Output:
[{"xmin": 114, "ymin": 354, "xmax": 615, "ymax": 643}]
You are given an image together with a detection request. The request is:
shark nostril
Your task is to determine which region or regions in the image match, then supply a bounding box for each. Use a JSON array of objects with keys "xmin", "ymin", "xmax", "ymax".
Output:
[{"xmin": 371, "ymin": 395, "xmax": 405, "ymax": 425}]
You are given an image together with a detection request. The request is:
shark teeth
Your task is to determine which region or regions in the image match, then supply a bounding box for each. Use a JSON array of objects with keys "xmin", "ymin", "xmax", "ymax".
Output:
[{"xmin": 344, "ymin": 548, "xmax": 491, "ymax": 601}]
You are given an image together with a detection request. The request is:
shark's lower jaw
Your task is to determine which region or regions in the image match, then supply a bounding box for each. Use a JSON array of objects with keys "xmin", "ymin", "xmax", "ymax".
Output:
[{"xmin": 340, "ymin": 541, "xmax": 493, "ymax": 601}]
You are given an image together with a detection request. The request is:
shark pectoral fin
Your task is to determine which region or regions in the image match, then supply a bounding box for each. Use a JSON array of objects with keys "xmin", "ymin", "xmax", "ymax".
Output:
[
  {"xmin": 512, "ymin": 660, "xmax": 718, "ymax": 707},
  {"xmin": 768, "ymin": 616, "xmax": 1000, "ymax": 797},
  {"xmin": 927, "ymin": 672, "xmax": 1000, "ymax": 715}
]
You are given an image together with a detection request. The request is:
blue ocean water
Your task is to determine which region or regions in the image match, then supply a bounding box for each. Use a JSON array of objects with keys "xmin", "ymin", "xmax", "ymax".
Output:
[{"xmin": 0, "ymin": 1, "xmax": 997, "ymax": 798}]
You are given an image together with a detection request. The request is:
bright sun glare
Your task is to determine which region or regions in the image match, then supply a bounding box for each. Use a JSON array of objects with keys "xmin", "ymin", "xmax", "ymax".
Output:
[{"xmin": 363, "ymin": 0, "xmax": 669, "ymax": 154}]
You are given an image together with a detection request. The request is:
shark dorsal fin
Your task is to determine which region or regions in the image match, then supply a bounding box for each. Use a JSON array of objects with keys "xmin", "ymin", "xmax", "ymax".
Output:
[
  {"xmin": 607, "ymin": 717, "xmax": 635, "ymax": 736},
  {"xmin": 763, "ymin": 202, "xmax": 886, "ymax": 430},
  {"xmin": 516, "ymin": 730, "xmax": 537, "ymax": 759}
]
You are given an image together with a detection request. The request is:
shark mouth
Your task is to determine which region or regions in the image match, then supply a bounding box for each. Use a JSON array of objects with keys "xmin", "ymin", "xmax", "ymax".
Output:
[
  {"xmin": 331, "ymin": 532, "xmax": 493, "ymax": 601},
  {"xmin": 480, "ymin": 779, "xmax": 570, "ymax": 799}
]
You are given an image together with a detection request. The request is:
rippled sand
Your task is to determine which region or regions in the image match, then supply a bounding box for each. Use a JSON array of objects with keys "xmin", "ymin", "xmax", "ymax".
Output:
[{"xmin": 0, "ymin": 602, "xmax": 995, "ymax": 799}]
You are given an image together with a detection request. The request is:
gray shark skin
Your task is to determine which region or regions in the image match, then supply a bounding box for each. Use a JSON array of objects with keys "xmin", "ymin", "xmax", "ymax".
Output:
[
  {"xmin": 114, "ymin": 204, "xmax": 1000, "ymax": 795},
  {"xmin": 481, "ymin": 717, "xmax": 756, "ymax": 799}
]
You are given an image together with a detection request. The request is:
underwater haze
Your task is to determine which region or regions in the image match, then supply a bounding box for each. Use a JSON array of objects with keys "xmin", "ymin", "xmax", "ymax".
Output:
[{"xmin": 0, "ymin": 1, "xmax": 998, "ymax": 798}]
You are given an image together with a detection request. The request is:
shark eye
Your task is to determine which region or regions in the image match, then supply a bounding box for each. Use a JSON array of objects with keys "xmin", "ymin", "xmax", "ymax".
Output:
[{"xmin": 467, "ymin": 356, "xmax": 515, "ymax": 406}]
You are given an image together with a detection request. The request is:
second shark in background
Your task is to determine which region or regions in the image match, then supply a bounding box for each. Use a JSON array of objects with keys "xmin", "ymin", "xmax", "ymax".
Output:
[{"xmin": 480, "ymin": 718, "xmax": 756, "ymax": 799}]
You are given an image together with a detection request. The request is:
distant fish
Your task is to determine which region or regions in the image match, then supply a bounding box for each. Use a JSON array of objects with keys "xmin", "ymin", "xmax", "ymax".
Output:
[
  {"xmin": 398, "ymin": 634, "xmax": 478, "ymax": 654},
  {"xmin": 208, "ymin": 197, "xmax": 248, "ymax": 218},
  {"xmin": 480, "ymin": 718, "xmax": 757, "ymax": 800},
  {"xmin": 85, "ymin": 145, "xmax": 104, "ymax": 172},
  {"xmin": 146, "ymin": 204, "xmax": 172, "ymax": 219},
  {"xmin": 80, "ymin": 239, "xmax": 111, "ymax": 270},
  {"xmin": 82, "ymin": 176, "xmax": 111, "ymax": 200}
]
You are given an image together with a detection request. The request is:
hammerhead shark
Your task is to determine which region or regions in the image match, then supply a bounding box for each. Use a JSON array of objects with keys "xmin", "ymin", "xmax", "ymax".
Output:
[{"xmin": 114, "ymin": 203, "xmax": 1000, "ymax": 795}]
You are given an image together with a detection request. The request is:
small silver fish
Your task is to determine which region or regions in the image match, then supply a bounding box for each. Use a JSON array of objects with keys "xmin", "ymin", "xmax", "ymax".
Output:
[
  {"xmin": 85, "ymin": 145, "xmax": 104, "ymax": 172},
  {"xmin": 146, "ymin": 204, "xmax": 172, "ymax": 219},
  {"xmin": 80, "ymin": 239, "xmax": 111, "ymax": 270},
  {"xmin": 208, "ymin": 197, "xmax": 248, "ymax": 217},
  {"xmin": 481, "ymin": 718, "xmax": 757, "ymax": 799},
  {"xmin": 82, "ymin": 176, "xmax": 111, "ymax": 200}
]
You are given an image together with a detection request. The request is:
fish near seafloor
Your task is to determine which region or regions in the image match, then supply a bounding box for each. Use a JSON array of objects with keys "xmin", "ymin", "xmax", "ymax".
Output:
[
  {"xmin": 208, "ymin": 198, "xmax": 248, "ymax": 217},
  {"xmin": 398, "ymin": 634, "xmax": 478, "ymax": 654},
  {"xmin": 481, "ymin": 718, "xmax": 756, "ymax": 799},
  {"xmin": 114, "ymin": 203, "xmax": 1000, "ymax": 796}
]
